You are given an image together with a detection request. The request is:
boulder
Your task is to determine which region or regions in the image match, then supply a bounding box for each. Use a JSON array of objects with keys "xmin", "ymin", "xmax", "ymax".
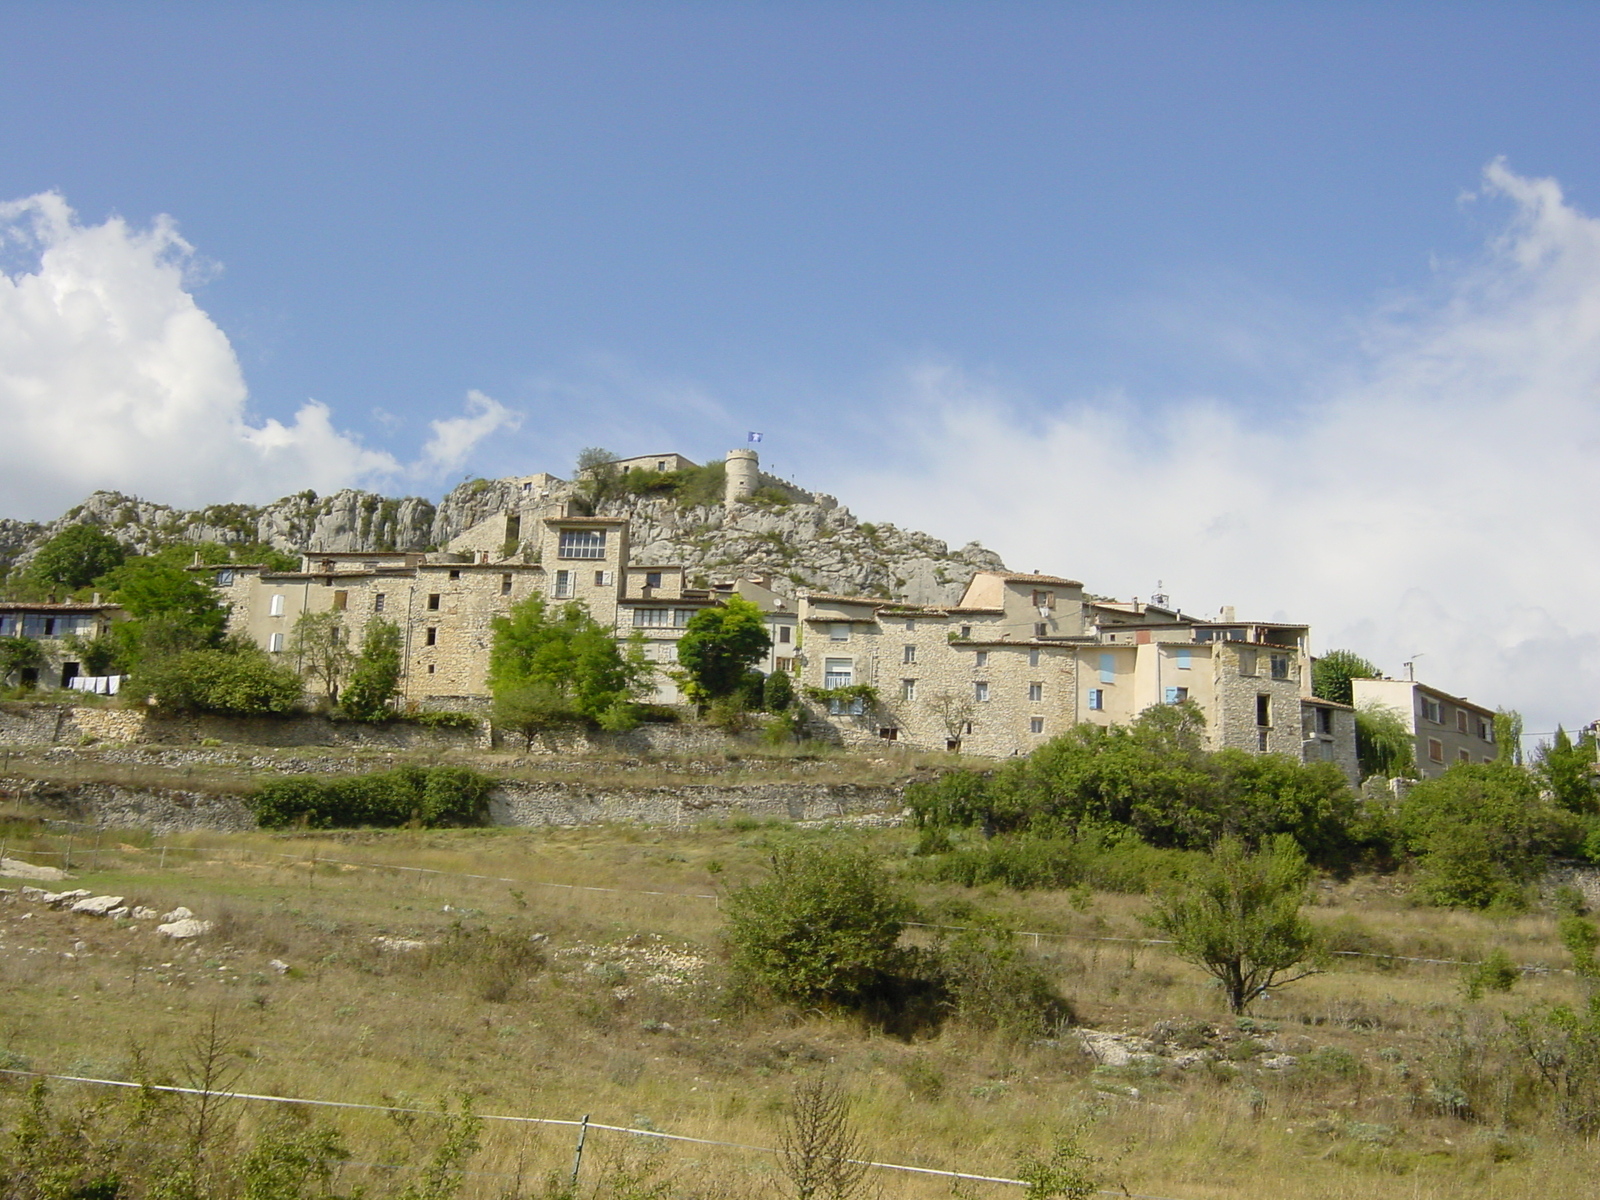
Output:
[
  {"xmin": 70, "ymin": 895, "xmax": 126, "ymax": 916},
  {"xmin": 43, "ymin": 889, "xmax": 92, "ymax": 908},
  {"xmin": 132, "ymin": 906, "xmax": 159, "ymax": 920},
  {"xmin": 160, "ymin": 906, "xmax": 194, "ymax": 923},
  {"xmin": 157, "ymin": 918, "xmax": 213, "ymax": 939}
]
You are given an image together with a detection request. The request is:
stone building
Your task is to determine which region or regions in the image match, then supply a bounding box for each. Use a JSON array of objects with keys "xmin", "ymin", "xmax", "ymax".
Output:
[
  {"xmin": 1351, "ymin": 677, "xmax": 1498, "ymax": 778},
  {"xmin": 794, "ymin": 572, "xmax": 1358, "ymax": 778},
  {"xmin": 0, "ymin": 601, "xmax": 125, "ymax": 691}
]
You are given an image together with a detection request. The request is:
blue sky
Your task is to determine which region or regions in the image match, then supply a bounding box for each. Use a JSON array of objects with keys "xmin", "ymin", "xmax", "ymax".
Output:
[{"xmin": 3, "ymin": 3, "xmax": 1600, "ymax": 734}]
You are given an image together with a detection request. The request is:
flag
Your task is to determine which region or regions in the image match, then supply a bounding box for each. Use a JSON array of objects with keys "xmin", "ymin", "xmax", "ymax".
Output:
[{"xmin": 748, "ymin": 431, "xmax": 763, "ymax": 443}]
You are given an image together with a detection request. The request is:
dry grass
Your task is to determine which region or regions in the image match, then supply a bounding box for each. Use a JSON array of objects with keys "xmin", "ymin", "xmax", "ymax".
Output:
[{"xmin": 4, "ymin": 814, "xmax": 1600, "ymax": 1199}]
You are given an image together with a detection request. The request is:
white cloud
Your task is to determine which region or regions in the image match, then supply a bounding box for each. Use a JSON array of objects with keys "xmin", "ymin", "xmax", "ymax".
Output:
[
  {"xmin": 418, "ymin": 389, "xmax": 521, "ymax": 478},
  {"xmin": 0, "ymin": 192, "xmax": 401, "ymax": 517},
  {"xmin": 836, "ymin": 162, "xmax": 1600, "ymax": 740}
]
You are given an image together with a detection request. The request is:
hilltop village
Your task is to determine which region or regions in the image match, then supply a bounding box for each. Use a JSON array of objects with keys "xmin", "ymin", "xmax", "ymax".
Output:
[{"xmin": 1, "ymin": 448, "xmax": 1503, "ymax": 779}]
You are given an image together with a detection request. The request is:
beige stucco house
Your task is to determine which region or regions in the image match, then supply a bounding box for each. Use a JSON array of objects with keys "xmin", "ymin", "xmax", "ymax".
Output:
[{"xmin": 1350, "ymin": 677, "xmax": 1498, "ymax": 778}]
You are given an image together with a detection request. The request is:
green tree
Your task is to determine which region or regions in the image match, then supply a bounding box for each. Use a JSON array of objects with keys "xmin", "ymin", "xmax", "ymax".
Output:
[
  {"xmin": 573, "ymin": 446, "xmax": 620, "ymax": 514},
  {"xmin": 488, "ymin": 595, "xmax": 644, "ymax": 734},
  {"xmin": 1396, "ymin": 762, "xmax": 1574, "ymax": 909},
  {"xmin": 103, "ymin": 558, "xmax": 229, "ymax": 647},
  {"xmin": 27, "ymin": 523, "xmax": 126, "ymax": 592},
  {"xmin": 1538, "ymin": 727, "xmax": 1599, "ymax": 815},
  {"xmin": 1310, "ymin": 649, "xmax": 1380, "ymax": 707},
  {"xmin": 1495, "ymin": 708, "xmax": 1525, "ymax": 766},
  {"xmin": 676, "ymin": 595, "xmax": 772, "ymax": 703},
  {"xmin": 339, "ymin": 617, "xmax": 403, "ymax": 721},
  {"xmin": 288, "ymin": 611, "xmax": 352, "ymax": 705},
  {"xmin": 763, "ymin": 666, "xmax": 795, "ymax": 712},
  {"xmin": 127, "ymin": 645, "xmax": 304, "ymax": 715},
  {"xmin": 1144, "ymin": 835, "xmax": 1322, "ymax": 1013},
  {"xmin": 724, "ymin": 842, "xmax": 912, "ymax": 1007},
  {"xmin": 1354, "ymin": 702, "xmax": 1417, "ymax": 781},
  {"xmin": 0, "ymin": 636, "xmax": 45, "ymax": 687}
]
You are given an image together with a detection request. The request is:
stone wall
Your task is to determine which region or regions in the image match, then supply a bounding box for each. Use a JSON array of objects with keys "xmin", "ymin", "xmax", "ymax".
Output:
[
  {"xmin": 0, "ymin": 703, "xmax": 488, "ymax": 752},
  {"xmin": 5, "ymin": 773, "xmax": 902, "ymax": 834}
]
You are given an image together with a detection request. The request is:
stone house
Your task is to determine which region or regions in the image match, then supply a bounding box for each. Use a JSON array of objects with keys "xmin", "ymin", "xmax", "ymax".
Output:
[
  {"xmin": 794, "ymin": 573, "xmax": 1358, "ymax": 778},
  {"xmin": 1351, "ymin": 677, "xmax": 1498, "ymax": 778},
  {"xmin": 0, "ymin": 601, "xmax": 125, "ymax": 691}
]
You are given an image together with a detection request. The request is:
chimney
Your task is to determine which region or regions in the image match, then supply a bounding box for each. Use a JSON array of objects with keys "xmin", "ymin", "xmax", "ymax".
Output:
[{"xmin": 1221, "ymin": 605, "xmax": 1236, "ymax": 622}]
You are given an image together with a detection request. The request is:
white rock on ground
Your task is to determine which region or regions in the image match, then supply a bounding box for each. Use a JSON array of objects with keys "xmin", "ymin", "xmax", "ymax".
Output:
[
  {"xmin": 0, "ymin": 858, "xmax": 68, "ymax": 882},
  {"xmin": 70, "ymin": 895, "xmax": 126, "ymax": 916},
  {"xmin": 43, "ymin": 890, "xmax": 92, "ymax": 908},
  {"xmin": 160, "ymin": 907, "xmax": 194, "ymax": 922},
  {"xmin": 268, "ymin": 959, "xmax": 289, "ymax": 974},
  {"xmin": 132, "ymin": 907, "xmax": 159, "ymax": 920},
  {"xmin": 157, "ymin": 918, "xmax": 213, "ymax": 939}
]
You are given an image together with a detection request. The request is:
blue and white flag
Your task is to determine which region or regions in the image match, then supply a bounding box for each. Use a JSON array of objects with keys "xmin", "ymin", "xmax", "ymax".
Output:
[{"xmin": 747, "ymin": 431, "xmax": 763, "ymax": 443}]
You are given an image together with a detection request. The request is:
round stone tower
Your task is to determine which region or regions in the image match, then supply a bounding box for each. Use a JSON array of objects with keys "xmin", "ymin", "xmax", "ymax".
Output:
[{"xmin": 724, "ymin": 448, "xmax": 759, "ymax": 505}]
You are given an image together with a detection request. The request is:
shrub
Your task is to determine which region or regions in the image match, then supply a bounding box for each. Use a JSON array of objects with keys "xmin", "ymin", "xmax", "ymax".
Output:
[
  {"xmin": 724, "ymin": 842, "xmax": 911, "ymax": 1007},
  {"xmin": 928, "ymin": 924, "xmax": 1074, "ymax": 1037},
  {"xmin": 249, "ymin": 766, "xmax": 495, "ymax": 829},
  {"xmin": 128, "ymin": 646, "xmax": 303, "ymax": 715}
]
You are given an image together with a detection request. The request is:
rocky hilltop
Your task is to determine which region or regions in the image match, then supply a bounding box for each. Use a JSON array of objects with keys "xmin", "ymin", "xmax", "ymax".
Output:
[{"xmin": 0, "ymin": 461, "xmax": 1004, "ymax": 606}]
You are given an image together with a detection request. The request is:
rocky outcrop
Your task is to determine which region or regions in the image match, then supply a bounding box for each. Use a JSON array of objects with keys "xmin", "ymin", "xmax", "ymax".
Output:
[{"xmin": 4, "ymin": 463, "xmax": 1003, "ymax": 606}]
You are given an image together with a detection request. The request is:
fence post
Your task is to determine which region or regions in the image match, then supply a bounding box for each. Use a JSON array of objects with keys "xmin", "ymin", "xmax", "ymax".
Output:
[
  {"xmin": 159, "ymin": 844, "xmax": 168, "ymax": 870},
  {"xmin": 570, "ymin": 1113, "xmax": 590, "ymax": 1186},
  {"xmin": 62, "ymin": 834, "xmax": 72, "ymax": 872},
  {"xmin": 92, "ymin": 828, "xmax": 102, "ymax": 873}
]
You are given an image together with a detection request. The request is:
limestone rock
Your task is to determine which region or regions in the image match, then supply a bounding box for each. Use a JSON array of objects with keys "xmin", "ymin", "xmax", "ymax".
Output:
[
  {"xmin": 1, "ymin": 858, "xmax": 69, "ymax": 882},
  {"xmin": 157, "ymin": 918, "xmax": 213, "ymax": 939},
  {"xmin": 69, "ymin": 895, "xmax": 125, "ymax": 916},
  {"xmin": 268, "ymin": 958, "xmax": 290, "ymax": 974},
  {"xmin": 42, "ymin": 889, "xmax": 92, "ymax": 908},
  {"xmin": 160, "ymin": 906, "xmax": 194, "ymax": 923},
  {"xmin": 132, "ymin": 906, "xmax": 159, "ymax": 920}
]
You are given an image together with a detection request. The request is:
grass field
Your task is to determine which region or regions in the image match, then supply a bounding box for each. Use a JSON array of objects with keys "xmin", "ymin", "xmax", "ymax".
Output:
[{"xmin": 4, "ymin": 807, "xmax": 1600, "ymax": 1200}]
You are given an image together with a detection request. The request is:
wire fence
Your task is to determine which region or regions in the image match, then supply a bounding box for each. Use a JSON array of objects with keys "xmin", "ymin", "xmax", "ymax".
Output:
[{"xmin": 0, "ymin": 1068, "xmax": 1198, "ymax": 1200}]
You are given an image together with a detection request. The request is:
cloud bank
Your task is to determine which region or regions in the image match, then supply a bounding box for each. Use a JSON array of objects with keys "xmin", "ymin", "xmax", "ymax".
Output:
[
  {"xmin": 839, "ymin": 162, "xmax": 1600, "ymax": 739},
  {"xmin": 0, "ymin": 193, "xmax": 511, "ymax": 519}
]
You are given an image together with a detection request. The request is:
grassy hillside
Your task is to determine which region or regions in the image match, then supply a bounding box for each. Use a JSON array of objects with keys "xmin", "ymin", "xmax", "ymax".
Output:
[{"xmin": 4, "ymin": 807, "xmax": 1600, "ymax": 1200}]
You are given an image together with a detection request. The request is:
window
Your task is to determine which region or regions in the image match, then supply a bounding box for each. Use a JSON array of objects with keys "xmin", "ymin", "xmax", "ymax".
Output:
[
  {"xmin": 501, "ymin": 574, "xmax": 513, "ymax": 595},
  {"xmin": 1239, "ymin": 649, "xmax": 1257, "ymax": 677},
  {"xmin": 1270, "ymin": 654, "xmax": 1289, "ymax": 681},
  {"xmin": 901, "ymin": 679, "xmax": 917, "ymax": 702},
  {"xmin": 645, "ymin": 571, "xmax": 662, "ymax": 589},
  {"xmin": 427, "ymin": 593, "xmax": 441, "ymax": 610},
  {"xmin": 1256, "ymin": 694, "xmax": 1271, "ymax": 727},
  {"xmin": 1456, "ymin": 710, "xmax": 1469, "ymax": 733},
  {"xmin": 830, "ymin": 622, "xmax": 849, "ymax": 641},
  {"xmin": 1099, "ymin": 653, "xmax": 1115, "ymax": 684},
  {"xmin": 1030, "ymin": 717, "xmax": 1045, "ymax": 734},
  {"xmin": 1176, "ymin": 648, "xmax": 1191, "ymax": 670},
  {"xmin": 448, "ymin": 569, "xmax": 460, "ymax": 581},
  {"xmin": 427, "ymin": 664, "xmax": 435, "ymax": 674},
  {"xmin": 1478, "ymin": 718, "xmax": 1493, "ymax": 742},
  {"xmin": 778, "ymin": 625, "xmax": 792, "ymax": 644},
  {"xmin": 595, "ymin": 570, "xmax": 607, "ymax": 587},
  {"xmin": 903, "ymin": 644, "xmax": 916, "ymax": 664},
  {"xmin": 374, "ymin": 593, "xmax": 386, "ymax": 612},
  {"xmin": 879, "ymin": 727, "xmax": 898, "ymax": 741},
  {"xmin": 1459, "ymin": 749, "xmax": 1471, "ymax": 763},
  {"xmin": 1029, "ymin": 648, "xmax": 1040, "ymax": 668},
  {"xmin": 558, "ymin": 529, "xmax": 606, "ymax": 559},
  {"xmin": 823, "ymin": 659, "xmax": 853, "ymax": 688},
  {"xmin": 425, "ymin": 627, "xmax": 437, "ymax": 646},
  {"xmin": 1088, "ymin": 688, "xmax": 1105, "ymax": 711},
  {"xmin": 1421, "ymin": 697, "xmax": 1443, "ymax": 723},
  {"xmin": 674, "ymin": 609, "xmax": 696, "ymax": 627},
  {"xmin": 215, "ymin": 569, "xmax": 234, "ymax": 587},
  {"xmin": 332, "ymin": 591, "xmax": 348, "ymax": 612},
  {"xmin": 1034, "ymin": 623, "xmax": 1049, "ymax": 637},
  {"xmin": 959, "ymin": 625, "xmax": 971, "ymax": 639},
  {"xmin": 554, "ymin": 571, "xmax": 573, "ymax": 598},
  {"xmin": 905, "ymin": 620, "xmax": 915, "ymax": 632},
  {"xmin": 1165, "ymin": 686, "xmax": 1189, "ymax": 703},
  {"xmin": 1317, "ymin": 708, "xmax": 1333, "ymax": 735},
  {"xmin": 774, "ymin": 657, "xmax": 794, "ymax": 672},
  {"xmin": 268, "ymin": 632, "xmax": 284, "ymax": 652},
  {"xmin": 974, "ymin": 681, "xmax": 989, "ymax": 702},
  {"xmin": 1428, "ymin": 738, "xmax": 1444, "ymax": 763},
  {"xmin": 634, "ymin": 608, "xmax": 671, "ymax": 627},
  {"xmin": 269, "ymin": 594, "xmax": 285, "ymax": 617},
  {"xmin": 975, "ymin": 650, "xmax": 988, "ymax": 668},
  {"xmin": 1032, "ymin": 590, "xmax": 1055, "ymax": 610},
  {"xmin": 1028, "ymin": 682, "xmax": 1043, "ymax": 702}
]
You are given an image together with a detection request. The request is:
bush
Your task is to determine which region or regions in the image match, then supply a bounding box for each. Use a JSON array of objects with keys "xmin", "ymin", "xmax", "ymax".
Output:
[
  {"xmin": 128, "ymin": 646, "xmax": 303, "ymax": 715},
  {"xmin": 762, "ymin": 668, "xmax": 795, "ymax": 712},
  {"xmin": 724, "ymin": 842, "xmax": 911, "ymax": 1007},
  {"xmin": 928, "ymin": 924, "xmax": 1074, "ymax": 1037},
  {"xmin": 249, "ymin": 766, "xmax": 495, "ymax": 829}
]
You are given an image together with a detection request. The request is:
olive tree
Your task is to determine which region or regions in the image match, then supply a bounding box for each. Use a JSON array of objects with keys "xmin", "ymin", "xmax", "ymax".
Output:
[{"xmin": 1145, "ymin": 835, "xmax": 1322, "ymax": 1013}]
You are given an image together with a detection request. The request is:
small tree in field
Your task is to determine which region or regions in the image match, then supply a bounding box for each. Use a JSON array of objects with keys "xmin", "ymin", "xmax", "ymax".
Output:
[{"xmin": 1145, "ymin": 835, "xmax": 1322, "ymax": 1013}]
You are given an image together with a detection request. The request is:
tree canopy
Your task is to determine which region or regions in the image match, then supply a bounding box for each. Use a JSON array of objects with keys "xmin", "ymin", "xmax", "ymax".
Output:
[
  {"xmin": 676, "ymin": 595, "xmax": 771, "ymax": 702},
  {"xmin": 1311, "ymin": 649, "xmax": 1380, "ymax": 707},
  {"xmin": 27, "ymin": 524, "xmax": 127, "ymax": 592},
  {"xmin": 487, "ymin": 595, "xmax": 645, "ymax": 737}
]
